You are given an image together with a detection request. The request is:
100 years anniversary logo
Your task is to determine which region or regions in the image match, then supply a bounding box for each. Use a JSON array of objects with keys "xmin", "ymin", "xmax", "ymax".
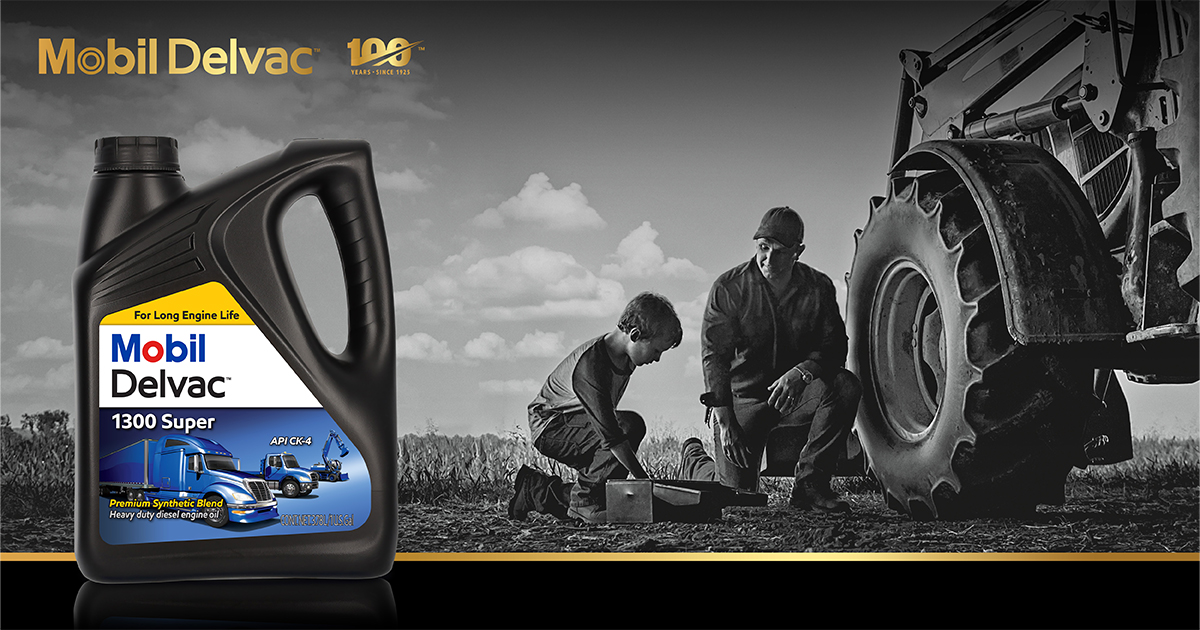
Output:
[
  {"xmin": 37, "ymin": 36, "xmax": 422, "ymax": 76},
  {"xmin": 348, "ymin": 37, "xmax": 424, "ymax": 75}
]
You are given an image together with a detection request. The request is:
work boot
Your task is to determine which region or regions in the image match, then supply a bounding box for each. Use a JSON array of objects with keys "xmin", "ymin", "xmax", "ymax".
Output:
[
  {"xmin": 566, "ymin": 503, "xmax": 608, "ymax": 524},
  {"xmin": 507, "ymin": 465, "xmax": 537, "ymax": 520},
  {"xmin": 789, "ymin": 477, "xmax": 850, "ymax": 513}
]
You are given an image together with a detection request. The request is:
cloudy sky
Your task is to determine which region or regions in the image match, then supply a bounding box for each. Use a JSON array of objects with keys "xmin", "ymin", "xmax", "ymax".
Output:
[{"xmin": 3, "ymin": 1, "xmax": 1196, "ymax": 439}]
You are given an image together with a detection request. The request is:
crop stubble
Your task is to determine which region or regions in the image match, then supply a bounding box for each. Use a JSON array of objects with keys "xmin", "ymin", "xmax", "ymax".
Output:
[{"xmin": 3, "ymin": 426, "xmax": 1196, "ymax": 553}]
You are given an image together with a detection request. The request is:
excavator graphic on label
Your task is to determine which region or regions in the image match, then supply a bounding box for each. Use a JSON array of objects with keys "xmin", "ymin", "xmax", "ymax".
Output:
[{"xmin": 309, "ymin": 430, "xmax": 350, "ymax": 483}]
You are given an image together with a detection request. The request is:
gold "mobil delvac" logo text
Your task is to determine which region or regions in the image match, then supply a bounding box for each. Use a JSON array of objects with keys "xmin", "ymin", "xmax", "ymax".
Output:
[
  {"xmin": 38, "ymin": 39, "xmax": 316, "ymax": 75},
  {"xmin": 347, "ymin": 38, "xmax": 423, "ymax": 76}
]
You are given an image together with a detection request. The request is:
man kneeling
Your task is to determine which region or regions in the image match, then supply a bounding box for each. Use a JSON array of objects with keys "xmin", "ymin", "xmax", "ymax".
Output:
[{"xmin": 680, "ymin": 206, "xmax": 862, "ymax": 513}]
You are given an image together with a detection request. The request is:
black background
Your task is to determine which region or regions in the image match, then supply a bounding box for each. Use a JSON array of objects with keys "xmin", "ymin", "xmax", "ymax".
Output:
[{"xmin": 1, "ymin": 558, "xmax": 1197, "ymax": 629}]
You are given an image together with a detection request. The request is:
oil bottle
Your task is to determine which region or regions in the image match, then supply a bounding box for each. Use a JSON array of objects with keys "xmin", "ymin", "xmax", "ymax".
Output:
[{"xmin": 75, "ymin": 136, "xmax": 397, "ymax": 582}]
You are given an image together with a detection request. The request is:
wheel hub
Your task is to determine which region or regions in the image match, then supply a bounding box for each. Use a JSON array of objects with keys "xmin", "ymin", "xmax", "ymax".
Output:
[
  {"xmin": 871, "ymin": 262, "xmax": 946, "ymax": 442},
  {"xmin": 917, "ymin": 288, "xmax": 946, "ymax": 415}
]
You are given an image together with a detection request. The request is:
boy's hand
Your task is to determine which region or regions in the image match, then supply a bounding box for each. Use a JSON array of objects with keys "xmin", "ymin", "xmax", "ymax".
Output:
[
  {"xmin": 714, "ymin": 407, "xmax": 753, "ymax": 469},
  {"xmin": 611, "ymin": 440, "xmax": 650, "ymax": 479}
]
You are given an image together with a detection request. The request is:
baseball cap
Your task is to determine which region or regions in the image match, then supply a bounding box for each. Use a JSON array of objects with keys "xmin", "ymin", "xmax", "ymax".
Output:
[{"xmin": 752, "ymin": 206, "xmax": 804, "ymax": 248}]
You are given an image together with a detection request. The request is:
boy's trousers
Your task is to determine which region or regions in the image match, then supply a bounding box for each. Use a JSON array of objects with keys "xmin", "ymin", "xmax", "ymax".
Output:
[{"xmin": 534, "ymin": 409, "xmax": 646, "ymax": 510}]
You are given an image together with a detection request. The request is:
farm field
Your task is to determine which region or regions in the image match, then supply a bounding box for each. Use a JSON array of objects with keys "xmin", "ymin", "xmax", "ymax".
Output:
[
  {"xmin": 394, "ymin": 432, "xmax": 1199, "ymax": 553},
  {"xmin": 2, "ymin": 413, "xmax": 1197, "ymax": 554}
]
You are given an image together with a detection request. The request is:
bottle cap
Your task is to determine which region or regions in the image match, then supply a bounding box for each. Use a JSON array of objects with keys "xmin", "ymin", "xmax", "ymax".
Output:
[{"xmin": 94, "ymin": 136, "xmax": 180, "ymax": 172}]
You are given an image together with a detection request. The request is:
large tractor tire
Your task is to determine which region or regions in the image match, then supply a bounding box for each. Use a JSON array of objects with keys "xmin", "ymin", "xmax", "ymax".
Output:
[{"xmin": 848, "ymin": 164, "xmax": 1093, "ymax": 519}]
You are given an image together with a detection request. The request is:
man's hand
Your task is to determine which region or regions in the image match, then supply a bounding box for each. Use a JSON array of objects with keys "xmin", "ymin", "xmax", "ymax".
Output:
[
  {"xmin": 714, "ymin": 406, "xmax": 754, "ymax": 469},
  {"xmin": 767, "ymin": 367, "xmax": 807, "ymax": 413},
  {"xmin": 610, "ymin": 440, "xmax": 650, "ymax": 480}
]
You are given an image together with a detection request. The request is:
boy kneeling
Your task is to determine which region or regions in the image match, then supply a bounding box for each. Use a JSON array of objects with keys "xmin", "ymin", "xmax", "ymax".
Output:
[{"xmin": 509, "ymin": 292, "xmax": 682, "ymax": 524}]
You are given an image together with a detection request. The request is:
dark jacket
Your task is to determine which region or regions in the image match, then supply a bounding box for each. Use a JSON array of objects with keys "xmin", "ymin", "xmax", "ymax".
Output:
[{"xmin": 701, "ymin": 258, "xmax": 848, "ymax": 406}]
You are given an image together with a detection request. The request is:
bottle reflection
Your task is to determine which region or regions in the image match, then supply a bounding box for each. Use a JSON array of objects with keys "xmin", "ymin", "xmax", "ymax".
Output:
[{"xmin": 74, "ymin": 579, "xmax": 396, "ymax": 629}]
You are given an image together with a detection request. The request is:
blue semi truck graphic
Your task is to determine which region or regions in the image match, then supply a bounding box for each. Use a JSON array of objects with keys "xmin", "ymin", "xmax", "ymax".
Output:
[
  {"xmin": 99, "ymin": 435, "xmax": 278, "ymax": 528},
  {"xmin": 257, "ymin": 452, "xmax": 318, "ymax": 498}
]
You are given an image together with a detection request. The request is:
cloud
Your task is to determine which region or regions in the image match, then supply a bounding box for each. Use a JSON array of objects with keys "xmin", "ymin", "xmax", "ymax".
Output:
[
  {"xmin": 11, "ymin": 164, "xmax": 72, "ymax": 189},
  {"xmin": 674, "ymin": 291, "xmax": 709, "ymax": 346},
  {"xmin": 463, "ymin": 247, "xmax": 627, "ymax": 320},
  {"xmin": 512, "ymin": 331, "xmax": 567, "ymax": 358},
  {"xmin": 396, "ymin": 245, "xmax": 626, "ymax": 322},
  {"xmin": 1, "ymin": 201, "xmax": 78, "ymax": 228},
  {"xmin": 0, "ymin": 22, "xmax": 81, "ymax": 67},
  {"xmin": 685, "ymin": 354, "xmax": 703, "ymax": 378},
  {"xmin": 376, "ymin": 168, "xmax": 432, "ymax": 193},
  {"xmin": 395, "ymin": 284, "xmax": 437, "ymax": 312},
  {"xmin": 470, "ymin": 173, "xmax": 605, "ymax": 231},
  {"xmin": 0, "ymin": 113, "xmax": 92, "ymax": 240},
  {"xmin": 478, "ymin": 289, "xmax": 624, "ymax": 321},
  {"xmin": 0, "ymin": 373, "xmax": 34, "ymax": 396},
  {"xmin": 470, "ymin": 208, "xmax": 504, "ymax": 229},
  {"xmin": 2, "ymin": 280, "xmax": 71, "ymax": 313},
  {"xmin": 395, "ymin": 332, "xmax": 453, "ymax": 362},
  {"xmin": 478, "ymin": 379, "xmax": 542, "ymax": 395},
  {"xmin": 0, "ymin": 125, "xmax": 92, "ymax": 188},
  {"xmin": 463, "ymin": 332, "xmax": 507, "ymax": 360},
  {"xmin": 600, "ymin": 222, "xmax": 707, "ymax": 281},
  {"xmin": 1, "ymin": 80, "xmax": 74, "ymax": 128},
  {"xmin": 16, "ymin": 337, "xmax": 74, "ymax": 359},
  {"xmin": 362, "ymin": 81, "xmax": 449, "ymax": 120},
  {"xmin": 0, "ymin": 361, "xmax": 75, "ymax": 395},
  {"xmin": 178, "ymin": 118, "xmax": 286, "ymax": 183},
  {"xmin": 461, "ymin": 247, "xmax": 603, "ymax": 299},
  {"xmin": 388, "ymin": 217, "xmax": 442, "ymax": 256},
  {"xmin": 463, "ymin": 330, "xmax": 566, "ymax": 360},
  {"xmin": 44, "ymin": 362, "xmax": 75, "ymax": 390}
]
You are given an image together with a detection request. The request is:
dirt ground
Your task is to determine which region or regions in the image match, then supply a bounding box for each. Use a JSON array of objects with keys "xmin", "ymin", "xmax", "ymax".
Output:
[
  {"xmin": 396, "ymin": 484, "xmax": 1199, "ymax": 553},
  {"xmin": 1, "ymin": 516, "xmax": 74, "ymax": 553},
  {"xmin": 4, "ymin": 484, "xmax": 1196, "ymax": 554}
]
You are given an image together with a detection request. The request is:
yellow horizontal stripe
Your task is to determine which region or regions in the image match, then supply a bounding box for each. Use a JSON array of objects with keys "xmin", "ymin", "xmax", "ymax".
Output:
[
  {"xmin": 0, "ymin": 553, "xmax": 77, "ymax": 561},
  {"xmin": 100, "ymin": 282, "xmax": 252, "ymax": 325}
]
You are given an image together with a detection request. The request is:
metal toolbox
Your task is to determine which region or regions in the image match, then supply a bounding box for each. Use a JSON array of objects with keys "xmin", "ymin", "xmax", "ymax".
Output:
[{"xmin": 605, "ymin": 479, "xmax": 768, "ymax": 523}]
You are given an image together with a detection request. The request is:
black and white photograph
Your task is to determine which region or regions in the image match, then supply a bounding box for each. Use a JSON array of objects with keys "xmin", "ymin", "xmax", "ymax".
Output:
[{"xmin": 1, "ymin": 1, "xmax": 1198, "ymax": 623}]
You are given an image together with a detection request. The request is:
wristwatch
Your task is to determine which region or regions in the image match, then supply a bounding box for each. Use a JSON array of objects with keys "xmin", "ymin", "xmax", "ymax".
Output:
[{"xmin": 794, "ymin": 367, "xmax": 815, "ymax": 384}]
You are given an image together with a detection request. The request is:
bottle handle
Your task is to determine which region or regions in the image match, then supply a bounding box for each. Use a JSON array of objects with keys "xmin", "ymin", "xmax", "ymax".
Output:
[
  {"xmin": 301, "ymin": 146, "xmax": 394, "ymax": 368},
  {"xmin": 218, "ymin": 140, "xmax": 395, "ymax": 388}
]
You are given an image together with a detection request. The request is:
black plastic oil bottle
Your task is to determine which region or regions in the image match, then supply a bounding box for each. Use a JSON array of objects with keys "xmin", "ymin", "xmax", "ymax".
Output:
[{"xmin": 75, "ymin": 136, "xmax": 397, "ymax": 583}]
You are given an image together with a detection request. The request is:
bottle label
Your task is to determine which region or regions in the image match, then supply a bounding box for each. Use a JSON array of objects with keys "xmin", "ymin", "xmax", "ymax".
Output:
[{"xmin": 96, "ymin": 282, "xmax": 370, "ymax": 544}]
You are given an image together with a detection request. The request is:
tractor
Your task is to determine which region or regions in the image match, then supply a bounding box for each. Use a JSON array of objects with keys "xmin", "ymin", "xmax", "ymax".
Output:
[{"xmin": 841, "ymin": 0, "xmax": 1197, "ymax": 518}]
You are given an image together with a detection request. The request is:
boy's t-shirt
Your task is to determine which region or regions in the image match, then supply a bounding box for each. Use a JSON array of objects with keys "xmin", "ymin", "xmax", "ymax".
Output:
[{"xmin": 527, "ymin": 334, "xmax": 633, "ymax": 449}]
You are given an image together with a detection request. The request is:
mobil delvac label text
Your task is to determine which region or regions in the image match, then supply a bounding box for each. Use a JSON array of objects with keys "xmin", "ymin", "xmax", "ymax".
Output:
[{"xmin": 97, "ymin": 282, "xmax": 370, "ymax": 544}]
